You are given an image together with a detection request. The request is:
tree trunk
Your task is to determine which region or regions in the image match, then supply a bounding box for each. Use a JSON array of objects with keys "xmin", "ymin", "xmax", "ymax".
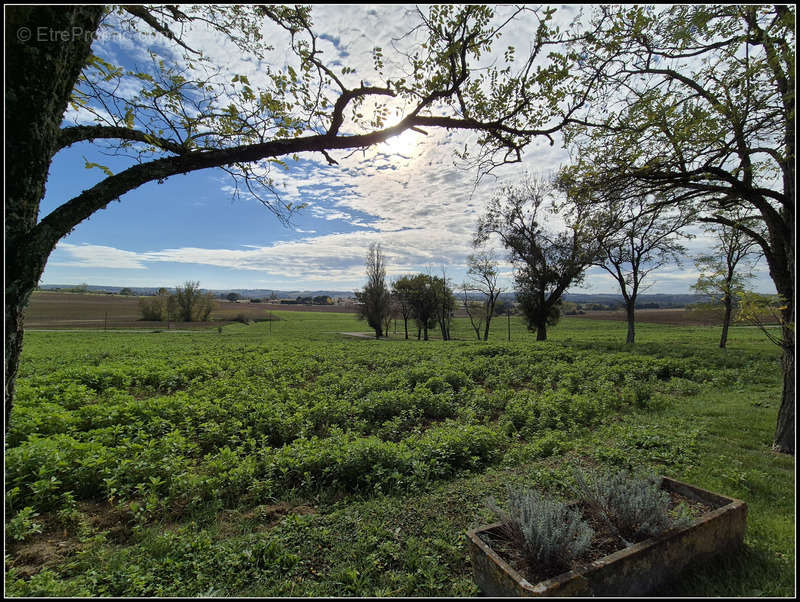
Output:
[
  {"xmin": 5, "ymin": 289, "xmax": 32, "ymax": 429},
  {"xmin": 5, "ymin": 6, "xmax": 104, "ymax": 432},
  {"xmin": 766, "ymin": 207, "xmax": 794, "ymax": 454},
  {"xmin": 483, "ymin": 316, "xmax": 492, "ymax": 341},
  {"xmin": 536, "ymin": 324, "xmax": 547, "ymax": 341},
  {"xmin": 439, "ymin": 317, "xmax": 449, "ymax": 341},
  {"xmin": 720, "ymin": 296, "xmax": 732, "ymax": 349},
  {"xmin": 469, "ymin": 317, "xmax": 481, "ymax": 340},
  {"xmin": 625, "ymin": 302, "xmax": 636, "ymax": 344},
  {"xmin": 403, "ymin": 318, "xmax": 408, "ymax": 340},
  {"xmin": 774, "ymin": 320, "xmax": 794, "ymax": 454}
]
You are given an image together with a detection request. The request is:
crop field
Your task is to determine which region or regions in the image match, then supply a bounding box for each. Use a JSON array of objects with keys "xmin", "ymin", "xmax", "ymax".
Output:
[
  {"xmin": 23, "ymin": 292, "xmax": 356, "ymax": 330},
  {"xmin": 572, "ymin": 307, "xmax": 726, "ymax": 326},
  {"xmin": 24, "ymin": 291, "xmax": 755, "ymax": 330},
  {"xmin": 4, "ymin": 312, "xmax": 794, "ymax": 597}
]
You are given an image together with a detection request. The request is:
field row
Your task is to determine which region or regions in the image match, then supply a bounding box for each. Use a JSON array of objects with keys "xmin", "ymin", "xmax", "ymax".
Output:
[{"xmin": 7, "ymin": 326, "xmax": 772, "ymax": 519}]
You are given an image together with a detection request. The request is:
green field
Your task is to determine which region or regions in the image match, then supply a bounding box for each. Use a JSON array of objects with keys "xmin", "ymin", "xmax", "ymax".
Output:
[{"xmin": 4, "ymin": 312, "xmax": 795, "ymax": 597}]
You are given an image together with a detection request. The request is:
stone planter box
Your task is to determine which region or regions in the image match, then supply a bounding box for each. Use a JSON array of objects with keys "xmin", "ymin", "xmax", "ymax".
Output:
[{"xmin": 466, "ymin": 476, "xmax": 747, "ymax": 597}]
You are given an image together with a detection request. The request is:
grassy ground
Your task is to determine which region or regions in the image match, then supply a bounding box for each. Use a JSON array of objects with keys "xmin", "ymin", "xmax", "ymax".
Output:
[{"xmin": 4, "ymin": 312, "xmax": 794, "ymax": 597}]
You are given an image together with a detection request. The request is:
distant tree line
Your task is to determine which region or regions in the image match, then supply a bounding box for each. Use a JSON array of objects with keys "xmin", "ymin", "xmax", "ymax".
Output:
[{"xmin": 278, "ymin": 295, "xmax": 333, "ymax": 305}]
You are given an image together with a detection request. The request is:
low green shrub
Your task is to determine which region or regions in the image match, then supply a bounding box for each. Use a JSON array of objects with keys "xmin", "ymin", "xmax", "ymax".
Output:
[{"xmin": 7, "ymin": 506, "xmax": 43, "ymax": 542}]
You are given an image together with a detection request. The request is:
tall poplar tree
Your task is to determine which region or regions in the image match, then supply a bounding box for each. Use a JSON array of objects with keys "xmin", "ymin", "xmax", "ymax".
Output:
[{"xmin": 355, "ymin": 243, "xmax": 391, "ymax": 339}]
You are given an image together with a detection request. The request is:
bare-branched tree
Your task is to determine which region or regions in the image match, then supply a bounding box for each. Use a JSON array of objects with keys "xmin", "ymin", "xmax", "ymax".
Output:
[
  {"xmin": 463, "ymin": 249, "xmax": 504, "ymax": 341},
  {"xmin": 692, "ymin": 210, "xmax": 764, "ymax": 348}
]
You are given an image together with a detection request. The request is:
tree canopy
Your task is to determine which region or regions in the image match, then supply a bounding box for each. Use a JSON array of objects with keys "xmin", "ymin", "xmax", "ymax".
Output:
[{"xmin": 558, "ymin": 4, "xmax": 795, "ymax": 453}]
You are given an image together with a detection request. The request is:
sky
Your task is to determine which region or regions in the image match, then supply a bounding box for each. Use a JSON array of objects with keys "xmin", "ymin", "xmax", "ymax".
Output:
[{"xmin": 36, "ymin": 4, "xmax": 776, "ymax": 295}]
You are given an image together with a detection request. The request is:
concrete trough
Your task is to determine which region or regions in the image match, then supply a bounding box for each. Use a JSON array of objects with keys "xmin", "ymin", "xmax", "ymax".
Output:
[{"xmin": 466, "ymin": 476, "xmax": 747, "ymax": 597}]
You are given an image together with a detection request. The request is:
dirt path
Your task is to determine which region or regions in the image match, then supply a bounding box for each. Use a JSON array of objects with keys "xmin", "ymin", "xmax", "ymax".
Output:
[{"xmin": 338, "ymin": 332, "xmax": 378, "ymax": 338}]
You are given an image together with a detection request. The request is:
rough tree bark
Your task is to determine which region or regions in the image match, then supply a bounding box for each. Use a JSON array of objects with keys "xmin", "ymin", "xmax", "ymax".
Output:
[
  {"xmin": 5, "ymin": 6, "xmax": 104, "ymax": 430},
  {"xmin": 760, "ymin": 214, "xmax": 794, "ymax": 454},
  {"xmin": 775, "ymin": 323, "xmax": 794, "ymax": 453},
  {"xmin": 625, "ymin": 302, "xmax": 636, "ymax": 345},
  {"xmin": 720, "ymin": 294, "xmax": 732, "ymax": 349}
]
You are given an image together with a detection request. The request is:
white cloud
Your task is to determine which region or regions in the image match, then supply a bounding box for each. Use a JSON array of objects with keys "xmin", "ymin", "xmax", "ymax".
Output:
[
  {"xmin": 44, "ymin": 6, "xmax": 779, "ymax": 296},
  {"xmin": 50, "ymin": 243, "xmax": 148, "ymax": 270}
]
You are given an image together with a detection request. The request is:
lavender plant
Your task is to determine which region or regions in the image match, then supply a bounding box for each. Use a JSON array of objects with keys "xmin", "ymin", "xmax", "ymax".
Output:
[
  {"xmin": 488, "ymin": 487, "xmax": 594, "ymax": 575},
  {"xmin": 572, "ymin": 468, "xmax": 692, "ymax": 546}
]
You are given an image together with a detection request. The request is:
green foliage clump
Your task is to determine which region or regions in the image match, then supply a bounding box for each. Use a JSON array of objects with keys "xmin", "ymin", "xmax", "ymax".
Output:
[{"xmin": 6, "ymin": 506, "xmax": 43, "ymax": 541}]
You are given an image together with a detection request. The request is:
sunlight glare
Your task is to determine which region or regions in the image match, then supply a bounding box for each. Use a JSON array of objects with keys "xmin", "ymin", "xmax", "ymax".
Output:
[{"xmin": 380, "ymin": 129, "xmax": 420, "ymax": 158}]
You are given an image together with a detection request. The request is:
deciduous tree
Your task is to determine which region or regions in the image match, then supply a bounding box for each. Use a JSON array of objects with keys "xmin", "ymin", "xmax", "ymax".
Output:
[
  {"xmin": 391, "ymin": 276, "xmax": 416, "ymax": 340},
  {"xmin": 460, "ymin": 285, "xmax": 486, "ymax": 341},
  {"xmin": 476, "ymin": 173, "xmax": 607, "ymax": 341},
  {"xmin": 463, "ymin": 249, "xmax": 504, "ymax": 341},
  {"xmin": 406, "ymin": 274, "xmax": 439, "ymax": 341},
  {"xmin": 139, "ymin": 288, "xmax": 171, "ymax": 321},
  {"xmin": 430, "ymin": 270, "xmax": 456, "ymax": 342},
  {"xmin": 561, "ymin": 5, "xmax": 794, "ymax": 452},
  {"xmin": 355, "ymin": 243, "xmax": 391, "ymax": 338},
  {"xmin": 175, "ymin": 281, "xmax": 215, "ymax": 322},
  {"xmin": 692, "ymin": 213, "xmax": 763, "ymax": 348},
  {"xmin": 587, "ymin": 194, "xmax": 695, "ymax": 344}
]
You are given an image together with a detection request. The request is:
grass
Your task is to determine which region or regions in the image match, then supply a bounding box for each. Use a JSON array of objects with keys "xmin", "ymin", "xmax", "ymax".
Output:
[{"xmin": 4, "ymin": 311, "xmax": 794, "ymax": 597}]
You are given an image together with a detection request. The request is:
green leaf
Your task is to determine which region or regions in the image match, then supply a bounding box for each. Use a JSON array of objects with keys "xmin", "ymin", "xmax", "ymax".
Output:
[{"xmin": 82, "ymin": 157, "xmax": 114, "ymax": 177}]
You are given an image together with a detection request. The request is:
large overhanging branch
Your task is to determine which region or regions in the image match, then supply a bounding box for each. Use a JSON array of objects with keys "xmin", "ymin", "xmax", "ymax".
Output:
[
  {"xmin": 627, "ymin": 167, "xmax": 786, "ymax": 228},
  {"xmin": 697, "ymin": 214, "xmax": 773, "ymax": 262},
  {"xmin": 57, "ymin": 125, "xmax": 189, "ymax": 154},
  {"xmin": 588, "ymin": 158, "xmax": 786, "ymax": 221},
  {"xmin": 36, "ymin": 111, "xmax": 574, "ymax": 253},
  {"xmin": 326, "ymin": 86, "xmax": 396, "ymax": 137}
]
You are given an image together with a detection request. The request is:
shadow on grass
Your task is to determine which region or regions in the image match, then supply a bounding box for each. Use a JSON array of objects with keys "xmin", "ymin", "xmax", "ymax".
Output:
[{"xmin": 654, "ymin": 543, "xmax": 792, "ymax": 597}]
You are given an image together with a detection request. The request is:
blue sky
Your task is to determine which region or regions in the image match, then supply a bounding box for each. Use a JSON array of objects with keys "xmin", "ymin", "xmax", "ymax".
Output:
[{"xmin": 37, "ymin": 5, "xmax": 776, "ymax": 295}]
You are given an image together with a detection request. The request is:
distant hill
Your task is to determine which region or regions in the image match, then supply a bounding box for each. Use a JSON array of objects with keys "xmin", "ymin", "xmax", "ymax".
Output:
[
  {"xmin": 38, "ymin": 284, "xmax": 357, "ymax": 299},
  {"xmin": 38, "ymin": 284, "xmax": 712, "ymax": 308}
]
